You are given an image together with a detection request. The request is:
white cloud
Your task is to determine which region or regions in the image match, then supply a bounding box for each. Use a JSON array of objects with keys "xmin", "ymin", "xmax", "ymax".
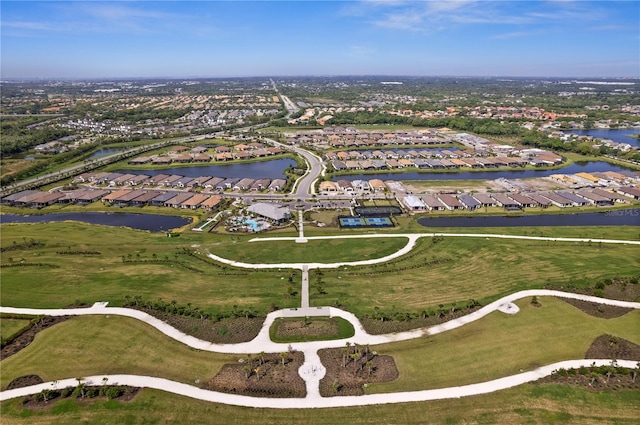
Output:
[
  {"xmin": 490, "ymin": 31, "xmax": 531, "ymax": 40},
  {"xmin": 2, "ymin": 21, "xmax": 57, "ymax": 31},
  {"xmin": 359, "ymin": 0, "xmax": 612, "ymax": 32}
]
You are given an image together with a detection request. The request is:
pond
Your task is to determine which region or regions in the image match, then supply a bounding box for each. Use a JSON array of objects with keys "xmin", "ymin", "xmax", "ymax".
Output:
[
  {"xmin": 565, "ymin": 128, "xmax": 640, "ymax": 147},
  {"xmin": 0, "ymin": 212, "xmax": 192, "ymax": 232},
  {"xmin": 334, "ymin": 161, "xmax": 635, "ymax": 182},
  {"xmin": 417, "ymin": 209, "xmax": 640, "ymax": 228},
  {"xmin": 116, "ymin": 158, "xmax": 296, "ymax": 179},
  {"xmin": 89, "ymin": 147, "xmax": 124, "ymax": 159}
]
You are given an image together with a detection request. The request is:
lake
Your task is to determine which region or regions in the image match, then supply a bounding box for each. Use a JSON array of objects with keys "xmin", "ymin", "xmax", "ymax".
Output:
[
  {"xmin": 0, "ymin": 212, "xmax": 192, "ymax": 232},
  {"xmin": 335, "ymin": 161, "xmax": 635, "ymax": 182},
  {"xmin": 417, "ymin": 209, "xmax": 640, "ymax": 228},
  {"xmin": 565, "ymin": 128, "xmax": 640, "ymax": 147},
  {"xmin": 117, "ymin": 158, "xmax": 296, "ymax": 179}
]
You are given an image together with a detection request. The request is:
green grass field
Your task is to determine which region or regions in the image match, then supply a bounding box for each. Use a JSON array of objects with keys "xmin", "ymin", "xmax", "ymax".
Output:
[
  {"xmin": 1, "ymin": 299, "xmax": 639, "ymax": 424},
  {"xmin": 0, "ymin": 315, "xmax": 237, "ymax": 389},
  {"xmin": 2, "ymin": 298, "xmax": 636, "ymax": 392},
  {"xmin": 1, "ymin": 385, "xmax": 639, "ymax": 425},
  {"xmin": 1, "ymin": 222, "xmax": 638, "ymax": 318},
  {"xmin": 269, "ymin": 316, "xmax": 355, "ymax": 343},
  {"xmin": 214, "ymin": 237, "xmax": 408, "ymax": 264},
  {"xmin": 314, "ymin": 236, "xmax": 640, "ymax": 315},
  {"xmin": 0, "ymin": 317, "xmax": 32, "ymax": 345},
  {"xmin": 367, "ymin": 297, "xmax": 640, "ymax": 393}
]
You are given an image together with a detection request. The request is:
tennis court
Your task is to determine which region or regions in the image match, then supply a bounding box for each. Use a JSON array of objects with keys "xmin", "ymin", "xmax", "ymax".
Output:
[
  {"xmin": 364, "ymin": 217, "xmax": 394, "ymax": 226},
  {"xmin": 339, "ymin": 216, "xmax": 394, "ymax": 228},
  {"xmin": 339, "ymin": 217, "xmax": 367, "ymax": 227},
  {"xmin": 354, "ymin": 206, "xmax": 402, "ymax": 217}
]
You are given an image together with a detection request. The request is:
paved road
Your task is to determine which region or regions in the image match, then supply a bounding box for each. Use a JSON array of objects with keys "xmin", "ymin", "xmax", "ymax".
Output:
[
  {"xmin": 0, "ymin": 134, "xmax": 208, "ymax": 197},
  {"xmin": 265, "ymin": 137, "xmax": 325, "ymax": 199}
]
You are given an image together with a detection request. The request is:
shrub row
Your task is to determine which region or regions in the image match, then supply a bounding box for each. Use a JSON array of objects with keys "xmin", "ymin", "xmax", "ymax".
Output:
[
  {"xmin": 0, "ymin": 240, "xmax": 44, "ymax": 252},
  {"xmin": 31, "ymin": 384, "xmax": 136, "ymax": 403},
  {"xmin": 346, "ymin": 257, "xmax": 453, "ymax": 276},
  {"xmin": 123, "ymin": 296, "xmax": 265, "ymax": 322},
  {"xmin": 363, "ymin": 299, "xmax": 481, "ymax": 323},
  {"xmin": 0, "ymin": 263, "xmax": 58, "ymax": 268},
  {"xmin": 553, "ymin": 363, "xmax": 639, "ymax": 378},
  {"xmin": 56, "ymin": 250, "xmax": 101, "ymax": 255}
]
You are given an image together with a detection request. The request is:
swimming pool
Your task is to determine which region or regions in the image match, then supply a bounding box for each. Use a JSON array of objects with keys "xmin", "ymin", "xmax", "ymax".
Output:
[{"xmin": 243, "ymin": 218, "xmax": 260, "ymax": 230}]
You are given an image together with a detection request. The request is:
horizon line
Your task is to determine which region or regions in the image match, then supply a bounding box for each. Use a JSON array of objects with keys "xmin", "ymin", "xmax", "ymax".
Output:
[{"xmin": 2, "ymin": 74, "xmax": 639, "ymax": 82}]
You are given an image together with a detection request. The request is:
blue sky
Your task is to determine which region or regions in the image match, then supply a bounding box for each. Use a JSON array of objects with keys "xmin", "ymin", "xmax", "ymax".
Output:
[{"xmin": 1, "ymin": 1, "xmax": 638, "ymax": 79}]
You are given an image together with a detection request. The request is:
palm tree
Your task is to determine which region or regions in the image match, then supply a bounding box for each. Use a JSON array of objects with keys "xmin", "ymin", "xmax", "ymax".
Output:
[
  {"xmin": 366, "ymin": 361, "xmax": 373, "ymax": 377},
  {"xmin": 75, "ymin": 377, "xmax": 86, "ymax": 398},
  {"xmin": 242, "ymin": 365, "xmax": 251, "ymax": 379},
  {"xmin": 350, "ymin": 353, "xmax": 360, "ymax": 373},
  {"xmin": 279, "ymin": 352, "xmax": 287, "ymax": 367}
]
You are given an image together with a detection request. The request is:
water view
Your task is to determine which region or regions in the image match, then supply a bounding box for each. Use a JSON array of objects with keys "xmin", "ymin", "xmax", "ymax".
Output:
[
  {"xmin": 565, "ymin": 128, "xmax": 640, "ymax": 147},
  {"xmin": 335, "ymin": 161, "xmax": 636, "ymax": 182},
  {"xmin": 417, "ymin": 209, "xmax": 640, "ymax": 228},
  {"xmin": 1, "ymin": 212, "xmax": 192, "ymax": 232},
  {"xmin": 89, "ymin": 147, "xmax": 124, "ymax": 159},
  {"xmin": 117, "ymin": 158, "xmax": 296, "ymax": 179}
]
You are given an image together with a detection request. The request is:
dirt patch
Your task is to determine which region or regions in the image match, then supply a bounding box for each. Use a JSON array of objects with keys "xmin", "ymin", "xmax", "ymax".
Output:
[
  {"xmin": 204, "ymin": 351, "xmax": 306, "ymax": 398},
  {"xmin": 559, "ymin": 298, "xmax": 633, "ymax": 319},
  {"xmin": 1, "ymin": 316, "xmax": 70, "ymax": 360},
  {"xmin": 277, "ymin": 318, "xmax": 338, "ymax": 337},
  {"xmin": 360, "ymin": 306, "xmax": 481, "ymax": 335},
  {"xmin": 585, "ymin": 335, "xmax": 640, "ymax": 361},
  {"xmin": 273, "ymin": 317, "xmax": 342, "ymax": 340},
  {"xmin": 7, "ymin": 375, "xmax": 44, "ymax": 390},
  {"xmin": 318, "ymin": 346, "xmax": 399, "ymax": 397},
  {"xmin": 139, "ymin": 309, "xmax": 264, "ymax": 344}
]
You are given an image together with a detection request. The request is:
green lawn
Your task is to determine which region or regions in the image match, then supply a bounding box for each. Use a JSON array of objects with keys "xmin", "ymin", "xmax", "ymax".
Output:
[
  {"xmin": 314, "ymin": 236, "xmax": 640, "ymax": 315},
  {"xmin": 1, "ymin": 222, "xmax": 638, "ymax": 318},
  {"xmin": 0, "ymin": 375, "xmax": 638, "ymax": 425},
  {"xmin": 269, "ymin": 317, "xmax": 355, "ymax": 343},
  {"xmin": 0, "ymin": 315, "xmax": 237, "ymax": 389},
  {"xmin": 367, "ymin": 297, "xmax": 640, "ymax": 393},
  {"xmin": 214, "ymin": 237, "xmax": 409, "ymax": 264},
  {"xmin": 0, "ymin": 316, "xmax": 31, "ymax": 345},
  {"xmin": 0, "ymin": 222, "xmax": 302, "ymax": 313}
]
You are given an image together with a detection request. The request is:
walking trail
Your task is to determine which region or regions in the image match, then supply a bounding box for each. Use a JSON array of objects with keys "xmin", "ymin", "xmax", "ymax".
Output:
[{"xmin": 2, "ymin": 232, "xmax": 639, "ymax": 407}]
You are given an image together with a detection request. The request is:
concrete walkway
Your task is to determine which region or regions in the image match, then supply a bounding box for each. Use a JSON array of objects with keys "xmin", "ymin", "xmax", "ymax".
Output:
[
  {"xmin": 4, "ymin": 290, "xmax": 638, "ymax": 353},
  {"xmin": 2, "ymin": 231, "xmax": 639, "ymax": 408},
  {"xmin": 1, "ymin": 359, "xmax": 636, "ymax": 407},
  {"xmin": 2, "ymin": 290, "xmax": 639, "ymax": 407},
  {"xmin": 215, "ymin": 232, "xmax": 640, "ymax": 269},
  {"xmin": 301, "ymin": 265, "xmax": 310, "ymax": 308},
  {"xmin": 295, "ymin": 211, "xmax": 307, "ymax": 243}
]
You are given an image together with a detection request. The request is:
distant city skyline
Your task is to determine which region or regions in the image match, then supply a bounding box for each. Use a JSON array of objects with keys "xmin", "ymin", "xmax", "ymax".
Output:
[{"xmin": 1, "ymin": 1, "xmax": 638, "ymax": 79}]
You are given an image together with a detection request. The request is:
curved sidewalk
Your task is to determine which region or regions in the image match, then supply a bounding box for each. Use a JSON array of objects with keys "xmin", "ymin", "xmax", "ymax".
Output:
[
  {"xmin": 1, "ymin": 359, "xmax": 636, "ymax": 407},
  {"xmin": 2, "ymin": 290, "xmax": 638, "ymax": 353},
  {"xmin": 207, "ymin": 233, "xmax": 640, "ymax": 269}
]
